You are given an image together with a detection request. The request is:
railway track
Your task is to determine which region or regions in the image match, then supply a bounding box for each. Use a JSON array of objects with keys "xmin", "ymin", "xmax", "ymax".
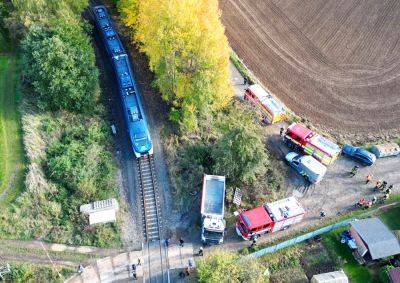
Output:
[{"xmin": 138, "ymin": 155, "xmax": 170, "ymax": 282}]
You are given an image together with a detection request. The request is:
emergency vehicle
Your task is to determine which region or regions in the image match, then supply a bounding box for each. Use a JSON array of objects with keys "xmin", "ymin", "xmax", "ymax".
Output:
[
  {"xmin": 284, "ymin": 123, "xmax": 341, "ymax": 165},
  {"xmin": 201, "ymin": 175, "xmax": 226, "ymax": 244},
  {"xmin": 236, "ymin": 197, "xmax": 305, "ymax": 240},
  {"xmin": 244, "ymin": 84, "xmax": 286, "ymax": 124}
]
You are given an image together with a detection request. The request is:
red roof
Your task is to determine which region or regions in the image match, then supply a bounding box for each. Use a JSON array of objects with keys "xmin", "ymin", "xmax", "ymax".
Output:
[
  {"xmin": 240, "ymin": 206, "xmax": 273, "ymax": 229},
  {"xmin": 288, "ymin": 123, "xmax": 313, "ymax": 140},
  {"xmin": 389, "ymin": 267, "xmax": 400, "ymax": 283}
]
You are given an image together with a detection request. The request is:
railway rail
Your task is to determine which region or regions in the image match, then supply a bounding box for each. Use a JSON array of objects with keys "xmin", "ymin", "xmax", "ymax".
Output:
[{"xmin": 138, "ymin": 155, "xmax": 170, "ymax": 282}]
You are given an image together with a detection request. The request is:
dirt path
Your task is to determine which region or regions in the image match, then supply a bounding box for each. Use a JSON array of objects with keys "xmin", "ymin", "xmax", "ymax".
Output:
[
  {"xmin": 220, "ymin": 0, "xmax": 400, "ymax": 141},
  {"xmin": 0, "ymin": 239, "xmax": 123, "ymax": 257}
]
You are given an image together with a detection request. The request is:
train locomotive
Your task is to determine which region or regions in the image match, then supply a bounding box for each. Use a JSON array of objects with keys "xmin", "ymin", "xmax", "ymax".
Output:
[{"xmin": 92, "ymin": 5, "xmax": 153, "ymax": 158}]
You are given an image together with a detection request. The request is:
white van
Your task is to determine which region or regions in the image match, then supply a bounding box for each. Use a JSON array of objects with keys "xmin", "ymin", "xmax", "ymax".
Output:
[{"xmin": 285, "ymin": 152, "xmax": 327, "ymax": 183}]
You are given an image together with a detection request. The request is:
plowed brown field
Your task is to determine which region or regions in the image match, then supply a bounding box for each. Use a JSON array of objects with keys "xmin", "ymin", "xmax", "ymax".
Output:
[{"xmin": 220, "ymin": 0, "xmax": 400, "ymax": 139}]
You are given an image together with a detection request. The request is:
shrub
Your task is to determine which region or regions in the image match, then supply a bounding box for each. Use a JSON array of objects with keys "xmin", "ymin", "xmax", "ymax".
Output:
[
  {"xmin": 197, "ymin": 250, "xmax": 267, "ymax": 283},
  {"xmin": 21, "ymin": 20, "xmax": 99, "ymax": 112}
]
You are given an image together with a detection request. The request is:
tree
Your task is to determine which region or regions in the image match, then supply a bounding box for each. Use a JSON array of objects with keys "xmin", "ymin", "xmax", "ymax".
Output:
[
  {"xmin": 197, "ymin": 250, "xmax": 266, "ymax": 283},
  {"xmin": 118, "ymin": 0, "xmax": 233, "ymax": 130},
  {"xmin": 21, "ymin": 20, "xmax": 99, "ymax": 112},
  {"xmin": 7, "ymin": 0, "xmax": 88, "ymax": 30},
  {"xmin": 212, "ymin": 106, "xmax": 269, "ymax": 184}
]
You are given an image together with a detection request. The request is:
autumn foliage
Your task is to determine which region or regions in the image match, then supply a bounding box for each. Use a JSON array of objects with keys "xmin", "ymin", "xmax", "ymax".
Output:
[{"xmin": 118, "ymin": 0, "xmax": 233, "ymax": 129}]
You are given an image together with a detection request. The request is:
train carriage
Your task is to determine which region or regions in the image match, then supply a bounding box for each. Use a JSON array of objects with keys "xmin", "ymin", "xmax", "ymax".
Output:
[
  {"xmin": 92, "ymin": 5, "xmax": 153, "ymax": 158},
  {"xmin": 113, "ymin": 54, "xmax": 153, "ymax": 157},
  {"xmin": 92, "ymin": 5, "xmax": 126, "ymax": 58}
]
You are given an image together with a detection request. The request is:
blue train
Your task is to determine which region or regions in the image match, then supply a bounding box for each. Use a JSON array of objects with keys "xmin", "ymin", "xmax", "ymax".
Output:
[{"xmin": 92, "ymin": 5, "xmax": 153, "ymax": 158}]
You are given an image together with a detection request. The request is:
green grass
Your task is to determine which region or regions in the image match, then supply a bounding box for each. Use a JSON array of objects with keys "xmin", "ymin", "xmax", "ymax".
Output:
[
  {"xmin": 322, "ymin": 228, "xmax": 371, "ymax": 283},
  {"xmin": 0, "ymin": 55, "xmax": 25, "ymax": 206},
  {"xmin": 230, "ymin": 50, "xmax": 256, "ymax": 84},
  {"xmin": 379, "ymin": 206, "xmax": 400, "ymax": 230},
  {"xmin": 0, "ymin": 32, "xmax": 10, "ymax": 53}
]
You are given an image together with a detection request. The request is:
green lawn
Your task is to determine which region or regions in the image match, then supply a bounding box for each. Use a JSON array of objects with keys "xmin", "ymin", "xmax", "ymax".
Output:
[
  {"xmin": 0, "ymin": 55, "xmax": 25, "ymax": 206},
  {"xmin": 379, "ymin": 206, "xmax": 400, "ymax": 230},
  {"xmin": 322, "ymin": 228, "xmax": 372, "ymax": 283}
]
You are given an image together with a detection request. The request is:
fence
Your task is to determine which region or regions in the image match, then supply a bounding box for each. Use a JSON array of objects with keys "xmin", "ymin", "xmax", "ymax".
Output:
[{"xmin": 245, "ymin": 218, "xmax": 357, "ymax": 259}]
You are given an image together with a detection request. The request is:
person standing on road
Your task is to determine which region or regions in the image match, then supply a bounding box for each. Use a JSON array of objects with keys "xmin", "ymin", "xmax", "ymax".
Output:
[
  {"xmin": 366, "ymin": 174, "xmax": 373, "ymax": 184},
  {"xmin": 280, "ymin": 127, "xmax": 284, "ymax": 137},
  {"xmin": 375, "ymin": 180, "xmax": 382, "ymax": 191},
  {"xmin": 243, "ymin": 77, "xmax": 248, "ymax": 85},
  {"xmin": 179, "ymin": 237, "xmax": 184, "ymax": 247},
  {"xmin": 350, "ymin": 166, "xmax": 359, "ymax": 177},
  {"xmin": 132, "ymin": 264, "xmax": 137, "ymax": 280},
  {"xmin": 381, "ymin": 181, "xmax": 388, "ymax": 190},
  {"xmin": 250, "ymin": 237, "xmax": 257, "ymax": 248},
  {"xmin": 198, "ymin": 247, "xmax": 204, "ymax": 256},
  {"xmin": 137, "ymin": 258, "xmax": 141, "ymax": 266},
  {"xmin": 165, "ymin": 238, "xmax": 170, "ymax": 247}
]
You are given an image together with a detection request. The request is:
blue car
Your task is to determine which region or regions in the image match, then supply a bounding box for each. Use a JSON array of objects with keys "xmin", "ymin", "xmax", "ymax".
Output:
[{"xmin": 342, "ymin": 144, "xmax": 376, "ymax": 166}]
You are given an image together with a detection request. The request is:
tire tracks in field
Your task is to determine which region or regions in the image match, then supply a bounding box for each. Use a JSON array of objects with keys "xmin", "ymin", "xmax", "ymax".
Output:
[
  {"xmin": 221, "ymin": 0, "xmax": 400, "ymax": 135},
  {"xmin": 226, "ymin": 0, "xmax": 400, "ymax": 88}
]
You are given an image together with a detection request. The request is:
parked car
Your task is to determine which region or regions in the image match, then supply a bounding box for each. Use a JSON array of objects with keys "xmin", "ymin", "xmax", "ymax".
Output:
[
  {"xmin": 285, "ymin": 152, "xmax": 327, "ymax": 183},
  {"xmin": 342, "ymin": 144, "xmax": 376, "ymax": 166}
]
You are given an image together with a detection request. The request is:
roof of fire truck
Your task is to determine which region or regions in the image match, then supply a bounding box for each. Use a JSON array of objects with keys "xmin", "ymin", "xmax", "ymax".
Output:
[
  {"xmin": 265, "ymin": 197, "xmax": 305, "ymax": 222},
  {"xmin": 240, "ymin": 205, "xmax": 273, "ymax": 229},
  {"xmin": 287, "ymin": 123, "xmax": 314, "ymax": 140},
  {"xmin": 247, "ymin": 84, "xmax": 286, "ymax": 116}
]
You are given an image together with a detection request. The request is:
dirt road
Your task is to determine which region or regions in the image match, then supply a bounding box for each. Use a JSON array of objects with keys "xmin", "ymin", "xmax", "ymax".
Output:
[{"xmin": 220, "ymin": 0, "xmax": 400, "ymax": 140}]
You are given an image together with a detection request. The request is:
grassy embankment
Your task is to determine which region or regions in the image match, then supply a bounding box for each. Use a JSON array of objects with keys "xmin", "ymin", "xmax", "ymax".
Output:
[{"xmin": 0, "ymin": 54, "xmax": 25, "ymax": 207}]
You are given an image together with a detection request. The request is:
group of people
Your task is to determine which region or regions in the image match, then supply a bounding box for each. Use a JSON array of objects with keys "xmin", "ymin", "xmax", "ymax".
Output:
[
  {"xmin": 164, "ymin": 237, "xmax": 185, "ymax": 248},
  {"xmin": 351, "ymin": 168, "xmax": 395, "ymax": 209}
]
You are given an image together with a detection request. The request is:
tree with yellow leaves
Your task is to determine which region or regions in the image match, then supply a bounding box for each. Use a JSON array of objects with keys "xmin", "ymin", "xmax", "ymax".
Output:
[{"xmin": 118, "ymin": 0, "xmax": 233, "ymax": 130}]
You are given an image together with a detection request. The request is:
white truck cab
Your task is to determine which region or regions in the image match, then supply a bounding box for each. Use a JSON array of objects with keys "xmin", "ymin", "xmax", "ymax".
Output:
[{"xmin": 286, "ymin": 152, "xmax": 327, "ymax": 183}]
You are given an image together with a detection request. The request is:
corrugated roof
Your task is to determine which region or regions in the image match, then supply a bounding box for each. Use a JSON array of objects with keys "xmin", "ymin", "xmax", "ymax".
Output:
[
  {"xmin": 351, "ymin": 218, "xmax": 400, "ymax": 260},
  {"xmin": 311, "ymin": 270, "xmax": 348, "ymax": 283}
]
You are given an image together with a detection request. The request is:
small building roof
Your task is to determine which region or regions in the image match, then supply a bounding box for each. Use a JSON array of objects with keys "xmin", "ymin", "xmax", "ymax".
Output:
[
  {"xmin": 351, "ymin": 218, "xmax": 400, "ymax": 260},
  {"xmin": 389, "ymin": 267, "xmax": 400, "ymax": 283},
  {"xmin": 241, "ymin": 206, "xmax": 273, "ymax": 230},
  {"xmin": 311, "ymin": 270, "xmax": 348, "ymax": 283},
  {"xmin": 80, "ymin": 198, "xmax": 119, "ymax": 225}
]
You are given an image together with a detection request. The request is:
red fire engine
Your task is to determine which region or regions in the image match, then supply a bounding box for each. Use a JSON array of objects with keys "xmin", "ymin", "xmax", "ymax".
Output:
[
  {"xmin": 284, "ymin": 123, "xmax": 341, "ymax": 165},
  {"xmin": 236, "ymin": 197, "xmax": 305, "ymax": 240},
  {"xmin": 244, "ymin": 84, "xmax": 286, "ymax": 124}
]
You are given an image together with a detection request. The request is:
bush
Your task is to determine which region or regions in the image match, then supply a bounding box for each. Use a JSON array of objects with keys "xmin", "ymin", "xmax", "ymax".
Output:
[
  {"xmin": 197, "ymin": 250, "xmax": 267, "ymax": 283},
  {"xmin": 5, "ymin": 262, "xmax": 73, "ymax": 282},
  {"xmin": 46, "ymin": 120, "xmax": 115, "ymax": 201},
  {"xmin": 21, "ymin": 20, "xmax": 99, "ymax": 112}
]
